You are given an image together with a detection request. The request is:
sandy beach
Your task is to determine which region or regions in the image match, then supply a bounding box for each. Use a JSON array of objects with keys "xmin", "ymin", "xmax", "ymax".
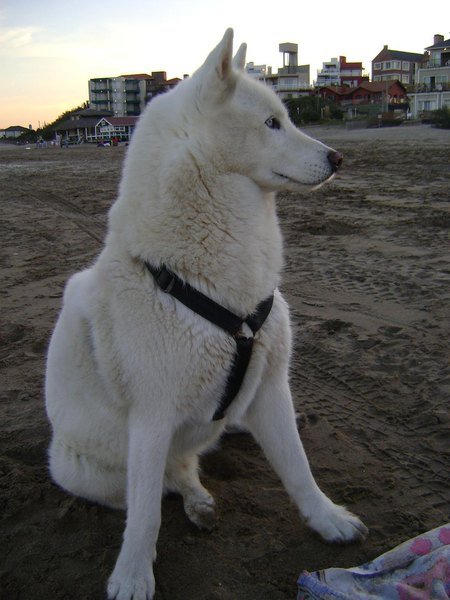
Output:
[{"xmin": 1, "ymin": 122, "xmax": 449, "ymax": 599}]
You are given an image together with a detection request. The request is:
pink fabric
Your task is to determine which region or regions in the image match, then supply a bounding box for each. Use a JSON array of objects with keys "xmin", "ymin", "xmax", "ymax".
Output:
[{"xmin": 297, "ymin": 524, "xmax": 450, "ymax": 600}]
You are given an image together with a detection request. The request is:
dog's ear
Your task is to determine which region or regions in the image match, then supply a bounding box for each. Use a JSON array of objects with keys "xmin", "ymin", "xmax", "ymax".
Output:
[
  {"xmin": 232, "ymin": 43, "xmax": 247, "ymax": 71},
  {"xmin": 196, "ymin": 28, "xmax": 236, "ymax": 106}
]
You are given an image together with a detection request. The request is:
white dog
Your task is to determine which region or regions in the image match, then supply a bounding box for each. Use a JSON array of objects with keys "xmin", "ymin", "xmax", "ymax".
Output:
[{"xmin": 45, "ymin": 29, "xmax": 367, "ymax": 600}]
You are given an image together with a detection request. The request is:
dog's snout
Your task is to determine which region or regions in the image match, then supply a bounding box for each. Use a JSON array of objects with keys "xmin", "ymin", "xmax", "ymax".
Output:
[{"xmin": 327, "ymin": 150, "xmax": 343, "ymax": 172}]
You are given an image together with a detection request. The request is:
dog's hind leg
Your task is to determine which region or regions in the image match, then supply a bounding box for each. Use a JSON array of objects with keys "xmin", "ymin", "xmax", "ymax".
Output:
[
  {"xmin": 165, "ymin": 453, "xmax": 216, "ymax": 530},
  {"xmin": 49, "ymin": 436, "xmax": 126, "ymax": 509}
]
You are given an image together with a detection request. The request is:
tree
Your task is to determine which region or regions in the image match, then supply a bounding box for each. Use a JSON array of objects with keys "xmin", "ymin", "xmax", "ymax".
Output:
[
  {"xmin": 284, "ymin": 96, "xmax": 343, "ymax": 125},
  {"xmin": 284, "ymin": 97, "xmax": 321, "ymax": 125}
]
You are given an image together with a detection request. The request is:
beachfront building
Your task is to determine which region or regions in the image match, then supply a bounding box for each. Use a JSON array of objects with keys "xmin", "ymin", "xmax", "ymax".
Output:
[
  {"xmin": 247, "ymin": 42, "xmax": 311, "ymax": 99},
  {"xmin": 89, "ymin": 74, "xmax": 150, "ymax": 116},
  {"xmin": 95, "ymin": 116, "xmax": 139, "ymax": 142},
  {"xmin": 89, "ymin": 73, "xmax": 182, "ymax": 117},
  {"xmin": 372, "ymin": 46, "xmax": 424, "ymax": 85},
  {"xmin": 408, "ymin": 34, "xmax": 450, "ymax": 117},
  {"xmin": 1, "ymin": 125, "xmax": 31, "ymax": 139},
  {"xmin": 317, "ymin": 80, "xmax": 408, "ymax": 118},
  {"xmin": 53, "ymin": 108, "xmax": 138, "ymax": 144},
  {"xmin": 316, "ymin": 56, "xmax": 367, "ymax": 88},
  {"xmin": 245, "ymin": 62, "xmax": 269, "ymax": 78},
  {"xmin": 145, "ymin": 71, "xmax": 182, "ymax": 102},
  {"xmin": 264, "ymin": 67, "xmax": 311, "ymax": 100},
  {"xmin": 54, "ymin": 109, "xmax": 112, "ymax": 144}
]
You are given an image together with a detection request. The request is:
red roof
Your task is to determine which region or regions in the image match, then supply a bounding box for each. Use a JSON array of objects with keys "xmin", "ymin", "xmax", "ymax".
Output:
[
  {"xmin": 318, "ymin": 86, "xmax": 349, "ymax": 96},
  {"xmin": 357, "ymin": 81, "xmax": 405, "ymax": 93}
]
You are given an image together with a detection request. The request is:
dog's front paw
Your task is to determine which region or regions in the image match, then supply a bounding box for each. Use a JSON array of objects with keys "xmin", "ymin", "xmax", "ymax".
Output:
[
  {"xmin": 107, "ymin": 562, "xmax": 155, "ymax": 600},
  {"xmin": 305, "ymin": 495, "xmax": 368, "ymax": 543}
]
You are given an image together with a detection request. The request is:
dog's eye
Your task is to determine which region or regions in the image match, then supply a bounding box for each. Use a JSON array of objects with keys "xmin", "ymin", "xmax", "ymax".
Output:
[{"xmin": 265, "ymin": 116, "xmax": 281, "ymax": 130}]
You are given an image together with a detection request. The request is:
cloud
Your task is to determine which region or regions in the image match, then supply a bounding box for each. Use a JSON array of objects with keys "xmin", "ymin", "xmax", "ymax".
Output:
[{"xmin": 0, "ymin": 25, "xmax": 39, "ymax": 49}]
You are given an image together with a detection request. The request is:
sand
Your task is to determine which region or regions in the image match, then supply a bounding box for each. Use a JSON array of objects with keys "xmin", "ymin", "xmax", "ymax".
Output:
[{"xmin": 1, "ymin": 123, "xmax": 449, "ymax": 599}]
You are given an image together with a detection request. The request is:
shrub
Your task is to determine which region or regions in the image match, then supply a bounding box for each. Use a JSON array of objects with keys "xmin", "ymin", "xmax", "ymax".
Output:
[{"xmin": 431, "ymin": 107, "xmax": 450, "ymax": 129}]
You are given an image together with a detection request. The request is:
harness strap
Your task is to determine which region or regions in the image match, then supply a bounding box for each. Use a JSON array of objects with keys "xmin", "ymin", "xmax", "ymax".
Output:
[
  {"xmin": 146, "ymin": 263, "xmax": 274, "ymax": 420},
  {"xmin": 146, "ymin": 264, "xmax": 243, "ymax": 336}
]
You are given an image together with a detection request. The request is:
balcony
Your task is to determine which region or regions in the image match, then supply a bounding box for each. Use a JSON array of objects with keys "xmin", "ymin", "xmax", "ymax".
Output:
[
  {"xmin": 414, "ymin": 82, "xmax": 450, "ymax": 92},
  {"xmin": 421, "ymin": 59, "xmax": 450, "ymax": 69}
]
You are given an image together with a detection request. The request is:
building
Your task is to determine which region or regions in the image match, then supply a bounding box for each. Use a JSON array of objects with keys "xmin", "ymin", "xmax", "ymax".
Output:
[
  {"xmin": 245, "ymin": 62, "xmax": 269, "ymax": 78},
  {"xmin": 54, "ymin": 108, "xmax": 113, "ymax": 143},
  {"xmin": 1, "ymin": 125, "xmax": 31, "ymax": 139},
  {"xmin": 95, "ymin": 116, "xmax": 139, "ymax": 142},
  {"xmin": 145, "ymin": 71, "xmax": 182, "ymax": 102},
  {"xmin": 409, "ymin": 34, "xmax": 450, "ymax": 117},
  {"xmin": 264, "ymin": 68, "xmax": 310, "ymax": 99},
  {"xmin": 55, "ymin": 111, "xmax": 139, "ymax": 144},
  {"xmin": 316, "ymin": 56, "xmax": 366, "ymax": 88},
  {"xmin": 317, "ymin": 81, "xmax": 408, "ymax": 117},
  {"xmin": 248, "ymin": 42, "xmax": 310, "ymax": 99},
  {"xmin": 372, "ymin": 46, "xmax": 424, "ymax": 85},
  {"xmin": 89, "ymin": 74, "xmax": 150, "ymax": 116},
  {"xmin": 89, "ymin": 73, "xmax": 182, "ymax": 117}
]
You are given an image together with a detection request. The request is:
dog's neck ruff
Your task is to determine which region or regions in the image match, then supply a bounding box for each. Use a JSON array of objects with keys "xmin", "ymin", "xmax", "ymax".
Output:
[{"xmin": 146, "ymin": 263, "xmax": 274, "ymax": 420}]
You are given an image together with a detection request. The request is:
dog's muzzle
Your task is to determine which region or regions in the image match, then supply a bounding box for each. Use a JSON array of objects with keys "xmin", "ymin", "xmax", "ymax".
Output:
[{"xmin": 327, "ymin": 150, "xmax": 344, "ymax": 173}]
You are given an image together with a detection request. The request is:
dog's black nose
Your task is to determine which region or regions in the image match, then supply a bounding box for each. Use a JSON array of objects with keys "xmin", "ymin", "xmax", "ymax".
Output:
[{"xmin": 327, "ymin": 150, "xmax": 343, "ymax": 172}]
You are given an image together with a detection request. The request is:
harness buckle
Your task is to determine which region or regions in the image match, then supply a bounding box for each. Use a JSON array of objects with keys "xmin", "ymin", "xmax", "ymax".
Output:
[{"xmin": 154, "ymin": 267, "xmax": 176, "ymax": 293}]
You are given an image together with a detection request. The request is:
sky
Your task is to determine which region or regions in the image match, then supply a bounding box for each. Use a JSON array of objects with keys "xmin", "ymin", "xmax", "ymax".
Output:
[{"xmin": 1, "ymin": 0, "xmax": 448, "ymax": 129}]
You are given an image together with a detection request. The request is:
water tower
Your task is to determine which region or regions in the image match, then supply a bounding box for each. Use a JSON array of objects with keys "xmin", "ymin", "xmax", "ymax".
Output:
[{"xmin": 279, "ymin": 43, "xmax": 298, "ymax": 73}]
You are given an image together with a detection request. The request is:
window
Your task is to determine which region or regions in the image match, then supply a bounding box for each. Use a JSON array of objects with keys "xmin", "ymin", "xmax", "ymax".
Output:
[
  {"xmin": 384, "ymin": 61, "xmax": 391, "ymax": 69},
  {"xmin": 374, "ymin": 62, "xmax": 381, "ymax": 70},
  {"xmin": 373, "ymin": 75, "xmax": 381, "ymax": 81},
  {"xmin": 402, "ymin": 61, "xmax": 409, "ymax": 70},
  {"xmin": 392, "ymin": 61, "xmax": 401, "ymax": 69},
  {"xmin": 419, "ymin": 100, "xmax": 435, "ymax": 111},
  {"xmin": 401, "ymin": 74, "xmax": 410, "ymax": 84}
]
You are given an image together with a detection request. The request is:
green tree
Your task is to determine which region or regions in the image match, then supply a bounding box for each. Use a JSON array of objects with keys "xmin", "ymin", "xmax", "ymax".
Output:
[{"xmin": 284, "ymin": 96, "xmax": 343, "ymax": 125}]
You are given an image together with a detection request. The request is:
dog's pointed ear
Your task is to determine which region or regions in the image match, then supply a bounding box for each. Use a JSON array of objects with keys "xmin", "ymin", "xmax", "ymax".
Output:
[
  {"xmin": 232, "ymin": 43, "xmax": 247, "ymax": 70},
  {"xmin": 214, "ymin": 28, "xmax": 234, "ymax": 81},
  {"xmin": 196, "ymin": 28, "xmax": 237, "ymax": 107}
]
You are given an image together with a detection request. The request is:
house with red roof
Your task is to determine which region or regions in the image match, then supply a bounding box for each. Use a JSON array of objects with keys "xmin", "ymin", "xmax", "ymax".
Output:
[
  {"xmin": 54, "ymin": 109, "xmax": 138, "ymax": 144},
  {"xmin": 95, "ymin": 116, "xmax": 139, "ymax": 142},
  {"xmin": 317, "ymin": 80, "xmax": 408, "ymax": 116}
]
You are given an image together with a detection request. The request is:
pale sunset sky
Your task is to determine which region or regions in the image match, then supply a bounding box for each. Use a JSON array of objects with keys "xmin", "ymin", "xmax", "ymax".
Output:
[{"xmin": 0, "ymin": 0, "xmax": 447, "ymax": 129}]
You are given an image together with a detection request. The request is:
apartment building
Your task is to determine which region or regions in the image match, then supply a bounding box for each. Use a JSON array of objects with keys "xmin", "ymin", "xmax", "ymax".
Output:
[
  {"xmin": 419, "ymin": 34, "xmax": 450, "ymax": 90},
  {"xmin": 89, "ymin": 74, "xmax": 150, "ymax": 116},
  {"xmin": 89, "ymin": 73, "xmax": 182, "ymax": 117},
  {"xmin": 409, "ymin": 34, "xmax": 450, "ymax": 117},
  {"xmin": 316, "ymin": 56, "xmax": 366, "ymax": 87}
]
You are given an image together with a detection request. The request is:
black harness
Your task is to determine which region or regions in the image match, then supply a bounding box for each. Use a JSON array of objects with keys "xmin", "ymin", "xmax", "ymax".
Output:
[{"xmin": 146, "ymin": 263, "xmax": 274, "ymax": 420}]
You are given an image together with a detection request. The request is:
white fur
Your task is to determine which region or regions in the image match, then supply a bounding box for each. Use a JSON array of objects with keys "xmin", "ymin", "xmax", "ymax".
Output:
[{"xmin": 45, "ymin": 29, "xmax": 367, "ymax": 600}]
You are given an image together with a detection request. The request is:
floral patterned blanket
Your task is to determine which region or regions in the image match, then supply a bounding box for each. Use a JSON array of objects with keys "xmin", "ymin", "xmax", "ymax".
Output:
[{"xmin": 297, "ymin": 524, "xmax": 450, "ymax": 599}]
